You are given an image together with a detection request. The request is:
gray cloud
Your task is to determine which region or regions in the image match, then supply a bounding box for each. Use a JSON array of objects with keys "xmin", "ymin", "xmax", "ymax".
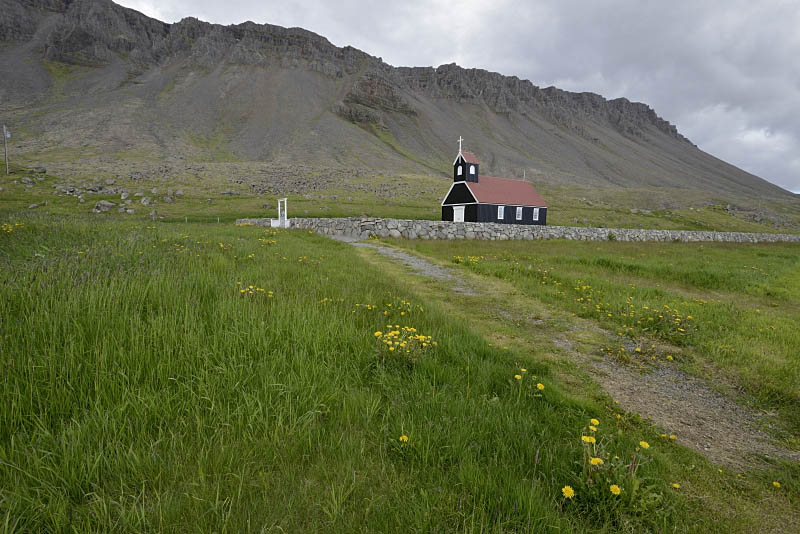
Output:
[{"xmin": 118, "ymin": 0, "xmax": 800, "ymax": 192}]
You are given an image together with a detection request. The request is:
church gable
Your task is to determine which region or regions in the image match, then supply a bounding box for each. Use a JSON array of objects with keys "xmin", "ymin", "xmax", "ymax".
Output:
[{"xmin": 441, "ymin": 182, "xmax": 477, "ymax": 206}]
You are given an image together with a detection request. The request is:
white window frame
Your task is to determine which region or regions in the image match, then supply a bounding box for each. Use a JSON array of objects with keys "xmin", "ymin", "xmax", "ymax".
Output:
[
  {"xmin": 533, "ymin": 207, "xmax": 540, "ymax": 221},
  {"xmin": 516, "ymin": 207, "xmax": 522, "ymax": 220},
  {"xmin": 497, "ymin": 206, "xmax": 504, "ymax": 219},
  {"xmin": 457, "ymin": 165, "xmax": 462, "ymax": 176},
  {"xmin": 469, "ymin": 165, "xmax": 476, "ymax": 175},
  {"xmin": 453, "ymin": 206, "xmax": 465, "ymax": 222}
]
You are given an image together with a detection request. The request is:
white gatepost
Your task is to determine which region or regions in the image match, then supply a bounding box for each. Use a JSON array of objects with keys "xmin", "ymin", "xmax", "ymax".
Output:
[{"xmin": 271, "ymin": 198, "xmax": 290, "ymax": 228}]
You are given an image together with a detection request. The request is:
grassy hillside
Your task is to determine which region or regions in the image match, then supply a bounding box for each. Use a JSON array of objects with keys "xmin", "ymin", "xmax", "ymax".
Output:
[{"xmin": 1, "ymin": 212, "xmax": 798, "ymax": 532}]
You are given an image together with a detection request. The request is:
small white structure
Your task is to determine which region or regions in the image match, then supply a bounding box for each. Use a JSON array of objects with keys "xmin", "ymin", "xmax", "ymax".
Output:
[{"xmin": 270, "ymin": 198, "xmax": 291, "ymax": 228}]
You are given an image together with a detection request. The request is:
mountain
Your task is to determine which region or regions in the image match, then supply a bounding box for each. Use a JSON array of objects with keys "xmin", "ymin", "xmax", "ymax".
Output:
[{"xmin": 0, "ymin": 0, "xmax": 794, "ymax": 202}]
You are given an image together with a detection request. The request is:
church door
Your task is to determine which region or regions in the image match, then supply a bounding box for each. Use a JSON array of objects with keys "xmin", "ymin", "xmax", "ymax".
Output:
[{"xmin": 453, "ymin": 206, "xmax": 465, "ymax": 222}]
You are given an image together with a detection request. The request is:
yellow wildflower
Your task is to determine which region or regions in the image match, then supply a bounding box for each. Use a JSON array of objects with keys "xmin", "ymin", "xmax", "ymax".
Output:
[
  {"xmin": 374, "ymin": 331, "xmax": 382, "ymax": 337},
  {"xmin": 399, "ymin": 435, "xmax": 409, "ymax": 442},
  {"xmin": 562, "ymin": 485, "xmax": 575, "ymax": 499},
  {"xmin": 590, "ymin": 418, "xmax": 600, "ymax": 426},
  {"xmin": 589, "ymin": 425, "xmax": 597, "ymax": 432},
  {"xmin": 536, "ymin": 383, "xmax": 545, "ymax": 390},
  {"xmin": 773, "ymin": 481, "xmax": 781, "ymax": 488},
  {"xmin": 639, "ymin": 441, "xmax": 650, "ymax": 449},
  {"xmin": 590, "ymin": 457, "xmax": 604, "ymax": 466},
  {"xmin": 581, "ymin": 435, "xmax": 596, "ymax": 444},
  {"xmin": 514, "ymin": 374, "xmax": 522, "ymax": 380},
  {"xmin": 672, "ymin": 483, "xmax": 680, "ymax": 489},
  {"xmin": 610, "ymin": 485, "xmax": 621, "ymax": 495},
  {"xmin": 521, "ymin": 368, "xmax": 527, "ymax": 372},
  {"xmin": 670, "ymin": 434, "xmax": 677, "ymax": 440}
]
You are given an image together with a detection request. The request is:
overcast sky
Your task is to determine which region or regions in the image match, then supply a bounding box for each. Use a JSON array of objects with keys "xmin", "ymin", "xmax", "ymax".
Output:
[{"xmin": 119, "ymin": 0, "xmax": 800, "ymax": 193}]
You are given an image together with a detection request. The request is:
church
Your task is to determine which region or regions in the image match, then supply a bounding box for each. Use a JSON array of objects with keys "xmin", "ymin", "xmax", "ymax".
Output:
[{"xmin": 441, "ymin": 139, "xmax": 547, "ymax": 225}]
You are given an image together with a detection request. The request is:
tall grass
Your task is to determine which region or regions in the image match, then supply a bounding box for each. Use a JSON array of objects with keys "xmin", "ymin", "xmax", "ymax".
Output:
[{"xmin": 0, "ymin": 216, "xmax": 734, "ymax": 532}]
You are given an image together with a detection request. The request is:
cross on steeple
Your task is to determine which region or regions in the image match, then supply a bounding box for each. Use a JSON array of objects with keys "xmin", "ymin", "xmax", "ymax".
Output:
[{"xmin": 457, "ymin": 135, "xmax": 463, "ymax": 153}]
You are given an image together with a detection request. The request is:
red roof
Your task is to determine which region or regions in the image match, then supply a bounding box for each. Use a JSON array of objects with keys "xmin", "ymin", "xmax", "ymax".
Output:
[
  {"xmin": 460, "ymin": 151, "xmax": 480, "ymax": 164},
  {"xmin": 467, "ymin": 176, "xmax": 547, "ymax": 207}
]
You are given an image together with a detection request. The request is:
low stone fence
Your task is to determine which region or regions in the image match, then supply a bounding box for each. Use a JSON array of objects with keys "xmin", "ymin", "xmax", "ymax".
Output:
[{"xmin": 235, "ymin": 217, "xmax": 800, "ymax": 243}]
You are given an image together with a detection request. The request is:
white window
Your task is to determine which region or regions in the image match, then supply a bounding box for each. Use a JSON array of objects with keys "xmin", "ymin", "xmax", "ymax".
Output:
[
  {"xmin": 497, "ymin": 206, "xmax": 504, "ymax": 219},
  {"xmin": 453, "ymin": 206, "xmax": 464, "ymax": 222},
  {"xmin": 533, "ymin": 207, "xmax": 540, "ymax": 221},
  {"xmin": 469, "ymin": 165, "xmax": 476, "ymax": 175},
  {"xmin": 457, "ymin": 165, "xmax": 462, "ymax": 176},
  {"xmin": 516, "ymin": 207, "xmax": 522, "ymax": 220}
]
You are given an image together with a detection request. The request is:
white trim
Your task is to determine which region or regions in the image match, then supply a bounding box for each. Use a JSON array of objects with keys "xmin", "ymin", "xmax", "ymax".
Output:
[
  {"xmin": 452, "ymin": 152, "xmax": 464, "ymax": 166},
  {"xmin": 469, "ymin": 165, "xmax": 476, "ymax": 175},
  {"xmin": 452, "ymin": 205, "xmax": 465, "ymax": 222},
  {"xmin": 533, "ymin": 207, "xmax": 540, "ymax": 221},
  {"xmin": 457, "ymin": 165, "xmax": 462, "ymax": 176},
  {"xmin": 497, "ymin": 205, "xmax": 504, "ymax": 219},
  {"xmin": 440, "ymin": 181, "xmax": 478, "ymax": 206},
  {"xmin": 516, "ymin": 206, "xmax": 522, "ymax": 220}
]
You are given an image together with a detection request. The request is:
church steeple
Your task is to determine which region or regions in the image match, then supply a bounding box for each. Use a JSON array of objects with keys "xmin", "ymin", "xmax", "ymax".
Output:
[{"xmin": 453, "ymin": 136, "xmax": 479, "ymax": 182}]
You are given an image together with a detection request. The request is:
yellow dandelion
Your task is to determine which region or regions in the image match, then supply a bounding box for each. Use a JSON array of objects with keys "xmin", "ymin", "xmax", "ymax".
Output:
[
  {"xmin": 670, "ymin": 434, "xmax": 677, "ymax": 440},
  {"xmin": 590, "ymin": 457, "xmax": 604, "ymax": 466},
  {"xmin": 590, "ymin": 418, "xmax": 600, "ymax": 426},
  {"xmin": 610, "ymin": 485, "xmax": 621, "ymax": 495},
  {"xmin": 562, "ymin": 485, "xmax": 575, "ymax": 499},
  {"xmin": 536, "ymin": 383, "xmax": 545, "ymax": 390},
  {"xmin": 374, "ymin": 331, "xmax": 382, "ymax": 337},
  {"xmin": 661, "ymin": 433, "xmax": 667, "ymax": 438},
  {"xmin": 581, "ymin": 435, "xmax": 596, "ymax": 444},
  {"xmin": 773, "ymin": 481, "xmax": 781, "ymax": 488},
  {"xmin": 666, "ymin": 355, "xmax": 674, "ymax": 361},
  {"xmin": 514, "ymin": 374, "xmax": 522, "ymax": 380},
  {"xmin": 639, "ymin": 441, "xmax": 650, "ymax": 449},
  {"xmin": 399, "ymin": 435, "xmax": 409, "ymax": 442},
  {"xmin": 521, "ymin": 368, "xmax": 527, "ymax": 372},
  {"xmin": 589, "ymin": 425, "xmax": 597, "ymax": 432},
  {"xmin": 672, "ymin": 483, "xmax": 681, "ymax": 489}
]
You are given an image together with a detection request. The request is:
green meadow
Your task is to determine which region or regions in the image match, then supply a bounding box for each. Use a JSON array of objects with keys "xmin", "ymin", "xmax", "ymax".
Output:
[{"xmin": 1, "ymin": 213, "xmax": 798, "ymax": 532}]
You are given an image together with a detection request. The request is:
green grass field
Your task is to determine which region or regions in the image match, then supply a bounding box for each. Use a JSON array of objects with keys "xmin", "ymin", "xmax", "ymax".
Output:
[
  {"xmin": 1, "ymin": 212, "xmax": 798, "ymax": 532},
  {"xmin": 392, "ymin": 239, "xmax": 800, "ymax": 433}
]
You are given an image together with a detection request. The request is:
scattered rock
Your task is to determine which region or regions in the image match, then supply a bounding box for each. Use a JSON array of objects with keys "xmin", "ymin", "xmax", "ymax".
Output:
[
  {"xmin": 31, "ymin": 166, "xmax": 46, "ymax": 174},
  {"xmin": 121, "ymin": 192, "xmax": 129, "ymax": 200},
  {"xmin": 126, "ymin": 209, "xmax": 135, "ymax": 214},
  {"xmin": 175, "ymin": 189, "xmax": 184, "ymax": 197},
  {"xmin": 221, "ymin": 190, "xmax": 239, "ymax": 195},
  {"xmin": 21, "ymin": 177, "xmax": 33, "ymax": 185},
  {"xmin": 106, "ymin": 178, "xmax": 116, "ymax": 185},
  {"xmin": 163, "ymin": 196, "xmax": 174, "ymax": 203},
  {"xmin": 141, "ymin": 197, "xmax": 152, "ymax": 206},
  {"xmin": 93, "ymin": 200, "xmax": 116, "ymax": 213},
  {"xmin": 28, "ymin": 203, "xmax": 39, "ymax": 209},
  {"xmin": 150, "ymin": 188, "xmax": 159, "ymax": 194},
  {"xmin": 205, "ymin": 198, "xmax": 212, "ymax": 203},
  {"xmin": 149, "ymin": 210, "xmax": 157, "ymax": 217}
]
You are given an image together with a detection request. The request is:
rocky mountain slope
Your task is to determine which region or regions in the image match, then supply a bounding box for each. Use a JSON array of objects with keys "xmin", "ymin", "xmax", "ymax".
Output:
[{"xmin": 0, "ymin": 0, "xmax": 794, "ymax": 201}]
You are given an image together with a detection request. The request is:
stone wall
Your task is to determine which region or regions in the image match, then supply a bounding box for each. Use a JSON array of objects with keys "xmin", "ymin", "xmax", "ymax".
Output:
[{"xmin": 236, "ymin": 217, "xmax": 800, "ymax": 243}]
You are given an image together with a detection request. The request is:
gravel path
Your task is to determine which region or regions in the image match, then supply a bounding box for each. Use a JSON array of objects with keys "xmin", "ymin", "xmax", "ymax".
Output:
[
  {"xmin": 350, "ymin": 242, "xmax": 477, "ymax": 296},
  {"xmin": 348, "ymin": 238, "xmax": 798, "ymax": 468}
]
